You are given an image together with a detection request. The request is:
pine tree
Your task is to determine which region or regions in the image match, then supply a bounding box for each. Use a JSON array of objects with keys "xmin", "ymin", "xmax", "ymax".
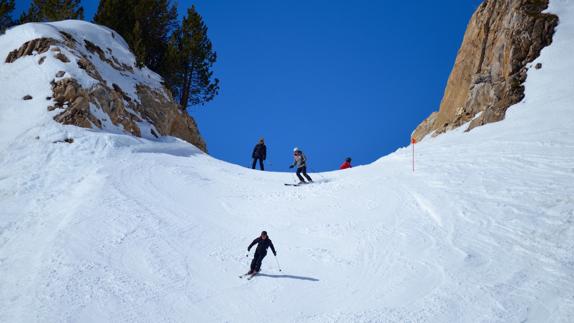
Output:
[
  {"xmin": 20, "ymin": 0, "xmax": 84, "ymax": 23},
  {"xmin": 0, "ymin": 0, "xmax": 15, "ymax": 33},
  {"xmin": 175, "ymin": 5, "xmax": 220, "ymax": 108},
  {"xmin": 93, "ymin": 0, "xmax": 132, "ymax": 37},
  {"xmin": 18, "ymin": 5, "xmax": 40, "ymax": 23},
  {"xmin": 162, "ymin": 28, "xmax": 184, "ymax": 99},
  {"xmin": 94, "ymin": 2, "xmax": 219, "ymax": 109},
  {"xmin": 130, "ymin": 21, "xmax": 146, "ymax": 68},
  {"xmin": 135, "ymin": 0, "xmax": 177, "ymax": 71},
  {"xmin": 94, "ymin": 0, "xmax": 177, "ymax": 72}
]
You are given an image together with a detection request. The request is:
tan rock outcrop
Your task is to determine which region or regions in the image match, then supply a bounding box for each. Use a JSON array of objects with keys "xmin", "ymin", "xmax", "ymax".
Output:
[
  {"xmin": 137, "ymin": 85, "xmax": 207, "ymax": 151},
  {"xmin": 5, "ymin": 38, "xmax": 57, "ymax": 63},
  {"xmin": 412, "ymin": 0, "xmax": 558, "ymax": 142},
  {"xmin": 46, "ymin": 73, "xmax": 207, "ymax": 151}
]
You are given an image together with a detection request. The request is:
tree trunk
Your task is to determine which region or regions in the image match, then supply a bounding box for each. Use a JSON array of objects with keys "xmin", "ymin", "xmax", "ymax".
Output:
[{"xmin": 179, "ymin": 64, "xmax": 190, "ymax": 108}]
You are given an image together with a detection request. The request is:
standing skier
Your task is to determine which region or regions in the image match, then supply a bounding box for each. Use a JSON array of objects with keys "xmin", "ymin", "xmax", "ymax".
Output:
[
  {"xmin": 340, "ymin": 157, "xmax": 352, "ymax": 169},
  {"xmin": 290, "ymin": 147, "xmax": 313, "ymax": 184},
  {"xmin": 247, "ymin": 231, "xmax": 277, "ymax": 274},
  {"xmin": 251, "ymin": 138, "xmax": 267, "ymax": 170}
]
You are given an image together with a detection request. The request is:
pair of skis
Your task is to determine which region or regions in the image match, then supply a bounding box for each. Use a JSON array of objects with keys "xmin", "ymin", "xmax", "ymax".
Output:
[
  {"xmin": 284, "ymin": 181, "xmax": 313, "ymax": 187},
  {"xmin": 239, "ymin": 272, "xmax": 258, "ymax": 280}
]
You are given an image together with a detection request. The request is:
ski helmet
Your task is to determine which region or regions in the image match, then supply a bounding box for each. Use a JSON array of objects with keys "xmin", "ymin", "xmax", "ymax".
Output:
[
  {"xmin": 293, "ymin": 147, "xmax": 300, "ymax": 152},
  {"xmin": 346, "ymin": 157, "xmax": 352, "ymax": 162}
]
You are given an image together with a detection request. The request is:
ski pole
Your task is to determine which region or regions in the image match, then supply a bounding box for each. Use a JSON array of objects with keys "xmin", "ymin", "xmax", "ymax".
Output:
[
  {"xmin": 411, "ymin": 137, "xmax": 416, "ymax": 173},
  {"xmin": 267, "ymin": 150, "xmax": 272, "ymax": 167},
  {"xmin": 310, "ymin": 167, "xmax": 326, "ymax": 181},
  {"xmin": 274, "ymin": 255, "xmax": 282, "ymax": 272}
]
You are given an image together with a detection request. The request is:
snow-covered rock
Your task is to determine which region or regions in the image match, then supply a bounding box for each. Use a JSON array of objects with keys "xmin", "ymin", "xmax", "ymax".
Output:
[
  {"xmin": 413, "ymin": 0, "xmax": 559, "ymax": 141},
  {"xmin": 0, "ymin": 20, "xmax": 206, "ymax": 151}
]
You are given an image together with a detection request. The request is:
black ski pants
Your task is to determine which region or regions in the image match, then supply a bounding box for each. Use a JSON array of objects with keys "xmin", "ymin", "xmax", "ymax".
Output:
[
  {"xmin": 252, "ymin": 158, "xmax": 264, "ymax": 170},
  {"xmin": 250, "ymin": 250, "xmax": 267, "ymax": 272},
  {"xmin": 296, "ymin": 166, "xmax": 312, "ymax": 182}
]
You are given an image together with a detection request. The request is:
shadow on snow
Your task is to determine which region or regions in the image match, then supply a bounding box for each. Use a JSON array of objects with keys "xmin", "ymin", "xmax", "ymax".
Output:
[{"xmin": 256, "ymin": 273, "xmax": 319, "ymax": 282}]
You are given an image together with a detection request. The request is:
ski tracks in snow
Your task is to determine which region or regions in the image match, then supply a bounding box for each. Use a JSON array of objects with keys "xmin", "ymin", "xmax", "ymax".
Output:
[
  {"xmin": 2, "ymin": 132, "xmax": 573, "ymax": 321},
  {"xmin": 402, "ymin": 141, "xmax": 574, "ymax": 321}
]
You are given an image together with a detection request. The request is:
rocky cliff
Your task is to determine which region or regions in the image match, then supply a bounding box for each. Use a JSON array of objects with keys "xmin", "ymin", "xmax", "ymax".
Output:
[
  {"xmin": 0, "ymin": 21, "xmax": 206, "ymax": 151},
  {"xmin": 412, "ymin": 0, "xmax": 558, "ymax": 142}
]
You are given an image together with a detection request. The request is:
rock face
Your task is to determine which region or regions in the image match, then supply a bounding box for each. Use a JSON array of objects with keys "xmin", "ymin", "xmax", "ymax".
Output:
[
  {"xmin": 3, "ymin": 22, "xmax": 206, "ymax": 152},
  {"xmin": 412, "ymin": 0, "xmax": 558, "ymax": 142}
]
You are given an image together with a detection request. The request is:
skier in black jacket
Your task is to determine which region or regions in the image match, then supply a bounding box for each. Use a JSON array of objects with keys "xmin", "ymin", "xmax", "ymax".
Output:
[
  {"xmin": 251, "ymin": 138, "xmax": 267, "ymax": 170},
  {"xmin": 247, "ymin": 231, "xmax": 277, "ymax": 274}
]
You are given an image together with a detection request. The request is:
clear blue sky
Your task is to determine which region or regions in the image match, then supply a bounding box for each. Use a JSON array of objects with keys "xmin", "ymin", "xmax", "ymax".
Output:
[{"xmin": 14, "ymin": 0, "xmax": 483, "ymax": 172}]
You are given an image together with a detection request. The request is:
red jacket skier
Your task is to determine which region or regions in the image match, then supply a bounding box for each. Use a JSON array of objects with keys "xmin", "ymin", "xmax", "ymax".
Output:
[{"xmin": 340, "ymin": 157, "xmax": 352, "ymax": 170}]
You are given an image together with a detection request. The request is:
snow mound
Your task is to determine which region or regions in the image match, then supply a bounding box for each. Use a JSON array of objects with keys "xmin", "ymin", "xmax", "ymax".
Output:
[
  {"xmin": 1, "ymin": 20, "xmax": 163, "ymax": 99},
  {"xmin": 0, "ymin": 20, "xmax": 205, "ymax": 152}
]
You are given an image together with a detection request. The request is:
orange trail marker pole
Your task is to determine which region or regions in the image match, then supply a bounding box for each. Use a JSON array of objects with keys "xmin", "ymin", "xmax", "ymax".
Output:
[{"xmin": 411, "ymin": 137, "xmax": 416, "ymax": 172}]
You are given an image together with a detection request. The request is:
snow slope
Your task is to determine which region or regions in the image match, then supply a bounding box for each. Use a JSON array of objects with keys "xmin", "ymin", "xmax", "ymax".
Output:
[{"xmin": 1, "ymin": 2, "xmax": 574, "ymax": 322}]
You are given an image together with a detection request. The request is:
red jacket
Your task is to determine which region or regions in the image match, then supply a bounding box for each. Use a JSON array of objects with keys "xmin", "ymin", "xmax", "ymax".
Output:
[{"xmin": 340, "ymin": 161, "xmax": 352, "ymax": 169}]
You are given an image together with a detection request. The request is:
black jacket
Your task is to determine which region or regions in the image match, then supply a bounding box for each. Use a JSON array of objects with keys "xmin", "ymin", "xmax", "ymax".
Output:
[
  {"xmin": 252, "ymin": 143, "xmax": 267, "ymax": 160},
  {"xmin": 248, "ymin": 237, "xmax": 276, "ymax": 255}
]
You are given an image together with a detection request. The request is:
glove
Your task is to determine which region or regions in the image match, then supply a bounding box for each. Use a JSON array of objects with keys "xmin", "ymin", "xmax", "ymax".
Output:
[
  {"xmin": 274, "ymin": 252, "xmax": 277, "ymax": 256},
  {"xmin": 289, "ymin": 165, "xmax": 294, "ymax": 169}
]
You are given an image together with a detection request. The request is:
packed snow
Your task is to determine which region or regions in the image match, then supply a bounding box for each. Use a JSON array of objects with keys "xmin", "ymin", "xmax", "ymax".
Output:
[{"xmin": 1, "ymin": 2, "xmax": 574, "ymax": 323}]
